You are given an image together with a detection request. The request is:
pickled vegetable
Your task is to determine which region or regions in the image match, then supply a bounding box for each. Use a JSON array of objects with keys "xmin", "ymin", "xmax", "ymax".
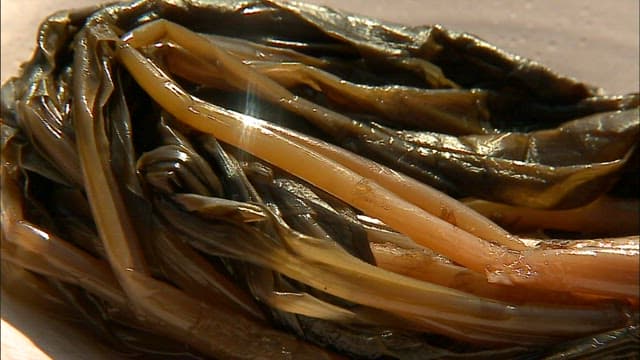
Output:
[{"xmin": 1, "ymin": 1, "xmax": 638, "ymax": 358}]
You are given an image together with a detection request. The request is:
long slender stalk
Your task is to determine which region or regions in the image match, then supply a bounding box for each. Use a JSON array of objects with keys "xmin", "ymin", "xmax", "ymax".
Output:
[
  {"xmin": 160, "ymin": 40, "xmax": 522, "ymax": 249},
  {"xmin": 116, "ymin": 31, "xmax": 638, "ymax": 299},
  {"xmin": 465, "ymin": 196, "xmax": 640, "ymax": 236},
  {"xmin": 369, "ymin": 241, "xmax": 624, "ymax": 305},
  {"xmin": 161, "ymin": 194, "xmax": 633, "ymax": 345},
  {"xmin": 1, "ymin": 241, "xmax": 127, "ymax": 308},
  {"xmin": 1, "ymin": 139, "xmax": 125, "ymax": 306},
  {"xmin": 71, "ymin": 24, "xmax": 336, "ymax": 359},
  {"xmin": 165, "ymin": 45, "xmax": 490, "ymax": 134}
]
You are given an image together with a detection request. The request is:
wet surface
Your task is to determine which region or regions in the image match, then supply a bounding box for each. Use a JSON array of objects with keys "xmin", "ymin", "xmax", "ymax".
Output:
[
  {"xmin": 2, "ymin": 0, "xmax": 638, "ymax": 92},
  {"xmin": 1, "ymin": 1, "xmax": 638, "ymax": 359}
]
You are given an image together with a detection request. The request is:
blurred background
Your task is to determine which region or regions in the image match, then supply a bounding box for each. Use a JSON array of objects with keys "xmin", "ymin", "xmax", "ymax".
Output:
[{"xmin": 1, "ymin": 0, "xmax": 638, "ymax": 359}]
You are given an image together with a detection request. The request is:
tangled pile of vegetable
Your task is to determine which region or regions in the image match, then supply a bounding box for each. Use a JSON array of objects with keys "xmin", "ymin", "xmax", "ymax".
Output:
[{"xmin": 1, "ymin": 0, "xmax": 638, "ymax": 358}]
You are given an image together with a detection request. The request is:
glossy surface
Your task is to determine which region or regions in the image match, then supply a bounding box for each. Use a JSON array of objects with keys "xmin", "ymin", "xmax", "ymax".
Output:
[
  {"xmin": 1, "ymin": 1, "xmax": 638, "ymax": 359},
  {"xmin": 2, "ymin": 0, "xmax": 639, "ymax": 93}
]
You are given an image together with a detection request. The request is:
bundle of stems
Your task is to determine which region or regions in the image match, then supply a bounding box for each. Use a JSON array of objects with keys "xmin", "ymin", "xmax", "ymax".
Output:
[{"xmin": 2, "ymin": 1, "xmax": 638, "ymax": 358}]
